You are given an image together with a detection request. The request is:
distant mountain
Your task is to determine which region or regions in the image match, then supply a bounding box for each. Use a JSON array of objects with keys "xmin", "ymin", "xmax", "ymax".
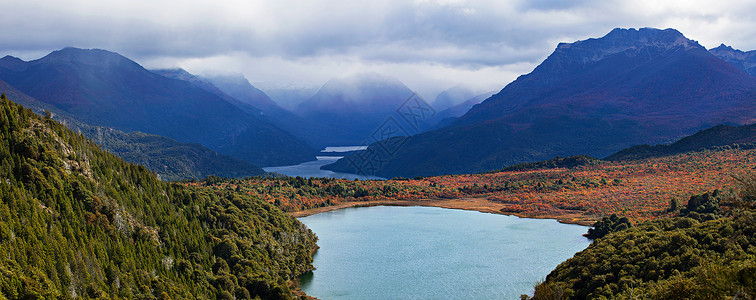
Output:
[
  {"xmin": 710, "ymin": 44, "xmax": 756, "ymax": 77},
  {"xmin": 255, "ymin": 82, "xmax": 318, "ymax": 111},
  {"xmin": 422, "ymin": 92, "xmax": 493, "ymax": 132},
  {"xmin": 0, "ymin": 48, "xmax": 315, "ymax": 166},
  {"xmin": 202, "ymin": 74, "xmax": 351, "ymax": 148},
  {"xmin": 606, "ymin": 123, "xmax": 756, "ymax": 161},
  {"xmin": 327, "ymin": 28, "xmax": 756, "ymax": 178},
  {"xmin": 296, "ymin": 72, "xmax": 417, "ymax": 144},
  {"xmin": 201, "ymin": 73, "xmax": 282, "ymax": 114},
  {"xmin": 432, "ymin": 85, "xmax": 478, "ymax": 111},
  {"xmin": 1, "ymin": 77, "xmax": 265, "ymax": 180}
]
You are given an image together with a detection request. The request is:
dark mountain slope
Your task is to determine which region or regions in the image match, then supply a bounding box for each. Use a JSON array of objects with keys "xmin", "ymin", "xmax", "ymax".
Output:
[
  {"xmin": 158, "ymin": 70, "xmax": 346, "ymax": 148},
  {"xmin": 432, "ymin": 85, "xmax": 478, "ymax": 111},
  {"xmin": 422, "ymin": 92, "xmax": 493, "ymax": 132},
  {"xmin": 607, "ymin": 123, "xmax": 756, "ymax": 161},
  {"xmin": 710, "ymin": 44, "xmax": 756, "ymax": 77},
  {"xmin": 0, "ymin": 78, "xmax": 265, "ymax": 180},
  {"xmin": 0, "ymin": 94, "xmax": 317, "ymax": 298},
  {"xmin": 74, "ymin": 125, "xmax": 266, "ymax": 181},
  {"xmin": 0, "ymin": 48, "xmax": 315, "ymax": 166},
  {"xmin": 328, "ymin": 28, "xmax": 756, "ymax": 178}
]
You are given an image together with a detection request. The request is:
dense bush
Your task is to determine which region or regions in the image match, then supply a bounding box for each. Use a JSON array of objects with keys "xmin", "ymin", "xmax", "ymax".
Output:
[
  {"xmin": 585, "ymin": 214, "xmax": 632, "ymax": 240},
  {"xmin": 532, "ymin": 186, "xmax": 756, "ymax": 299},
  {"xmin": 0, "ymin": 95, "xmax": 317, "ymax": 299}
]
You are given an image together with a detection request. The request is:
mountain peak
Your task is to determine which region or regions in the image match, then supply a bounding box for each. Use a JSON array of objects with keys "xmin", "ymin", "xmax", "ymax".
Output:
[
  {"xmin": 709, "ymin": 43, "xmax": 756, "ymax": 76},
  {"xmin": 0, "ymin": 55, "xmax": 27, "ymax": 71},
  {"xmin": 711, "ymin": 43, "xmax": 737, "ymax": 52},
  {"xmin": 709, "ymin": 43, "xmax": 748, "ymax": 57},
  {"xmin": 552, "ymin": 27, "xmax": 701, "ymax": 66},
  {"xmin": 319, "ymin": 72, "xmax": 410, "ymax": 98},
  {"xmin": 36, "ymin": 47, "xmax": 137, "ymax": 69}
]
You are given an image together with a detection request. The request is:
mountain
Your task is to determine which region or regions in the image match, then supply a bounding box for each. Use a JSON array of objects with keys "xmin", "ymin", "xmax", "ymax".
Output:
[
  {"xmin": 0, "ymin": 94, "xmax": 317, "ymax": 298},
  {"xmin": 295, "ymin": 72, "xmax": 418, "ymax": 144},
  {"xmin": 201, "ymin": 74, "xmax": 283, "ymax": 115},
  {"xmin": 202, "ymin": 73, "xmax": 349, "ymax": 148},
  {"xmin": 606, "ymin": 123, "xmax": 756, "ymax": 161},
  {"xmin": 710, "ymin": 44, "xmax": 756, "ymax": 77},
  {"xmin": 256, "ymin": 82, "xmax": 318, "ymax": 112},
  {"xmin": 422, "ymin": 92, "xmax": 493, "ymax": 131},
  {"xmin": 432, "ymin": 85, "xmax": 478, "ymax": 111},
  {"xmin": 327, "ymin": 28, "xmax": 756, "ymax": 178},
  {"xmin": 1, "ymin": 77, "xmax": 266, "ymax": 180},
  {"xmin": 75, "ymin": 125, "xmax": 267, "ymax": 181},
  {"xmin": 0, "ymin": 47, "xmax": 315, "ymax": 166}
]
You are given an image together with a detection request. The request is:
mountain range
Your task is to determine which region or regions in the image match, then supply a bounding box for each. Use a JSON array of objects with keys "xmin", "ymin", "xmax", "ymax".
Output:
[
  {"xmin": 326, "ymin": 27, "xmax": 756, "ymax": 178},
  {"xmin": 709, "ymin": 44, "xmax": 756, "ymax": 77},
  {"xmin": 0, "ymin": 48, "xmax": 315, "ymax": 167},
  {"xmin": 0, "ymin": 76, "xmax": 264, "ymax": 180}
]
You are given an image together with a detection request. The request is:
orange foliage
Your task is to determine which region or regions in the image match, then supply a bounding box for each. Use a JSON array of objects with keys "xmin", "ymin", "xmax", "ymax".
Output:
[{"xmin": 190, "ymin": 148, "xmax": 755, "ymax": 222}]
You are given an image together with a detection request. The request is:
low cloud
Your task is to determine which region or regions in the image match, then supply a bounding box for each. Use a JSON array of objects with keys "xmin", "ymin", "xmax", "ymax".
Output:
[{"xmin": 2, "ymin": 0, "xmax": 755, "ymax": 98}]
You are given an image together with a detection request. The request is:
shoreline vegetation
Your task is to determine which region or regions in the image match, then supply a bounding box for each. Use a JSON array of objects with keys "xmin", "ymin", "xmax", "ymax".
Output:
[
  {"xmin": 192, "ymin": 146, "xmax": 754, "ymax": 228},
  {"xmin": 288, "ymin": 198, "xmax": 597, "ymax": 226}
]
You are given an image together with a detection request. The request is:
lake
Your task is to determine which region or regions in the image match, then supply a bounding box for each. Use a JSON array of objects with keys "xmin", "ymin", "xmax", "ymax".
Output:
[
  {"xmin": 263, "ymin": 146, "xmax": 385, "ymax": 180},
  {"xmin": 298, "ymin": 206, "xmax": 591, "ymax": 299}
]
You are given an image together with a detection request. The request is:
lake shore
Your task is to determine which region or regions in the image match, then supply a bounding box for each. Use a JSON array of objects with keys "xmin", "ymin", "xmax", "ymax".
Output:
[{"xmin": 288, "ymin": 197, "xmax": 596, "ymax": 226}]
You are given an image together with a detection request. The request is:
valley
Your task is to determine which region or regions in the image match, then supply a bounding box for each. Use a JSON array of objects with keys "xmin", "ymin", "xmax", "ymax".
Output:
[
  {"xmin": 196, "ymin": 144, "xmax": 755, "ymax": 225},
  {"xmin": 1, "ymin": 20, "xmax": 756, "ymax": 299}
]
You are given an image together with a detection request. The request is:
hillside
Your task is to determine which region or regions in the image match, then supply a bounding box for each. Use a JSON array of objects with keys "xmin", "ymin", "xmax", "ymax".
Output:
[
  {"xmin": 533, "ymin": 207, "xmax": 756, "ymax": 299},
  {"xmin": 607, "ymin": 123, "xmax": 756, "ymax": 161},
  {"xmin": 0, "ymin": 47, "xmax": 315, "ymax": 166},
  {"xmin": 1, "ymin": 78, "xmax": 266, "ymax": 181},
  {"xmin": 0, "ymin": 94, "xmax": 317, "ymax": 298},
  {"xmin": 710, "ymin": 44, "xmax": 756, "ymax": 77},
  {"xmin": 328, "ymin": 27, "xmax": 756, "ymax": 178},
  {"xmin": 74, "ymin": 125, "xmax": 266, "ymax": 181},
  {"xmin": 421, "ymin": 92, "xmax": 493, "ymax": 132}
]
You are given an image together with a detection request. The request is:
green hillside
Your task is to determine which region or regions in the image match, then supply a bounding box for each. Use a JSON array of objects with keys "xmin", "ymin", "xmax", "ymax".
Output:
[
  {"xmin": 73, "ymin": 124, "xmax": 267, "ymax": 181},
  {"xmin": 532, "ymin": 187, "xmax": 756, "ymax": 299},
  {"xmin": 0, "ymin": 94, "xmax": 317, "ymax": 299}
]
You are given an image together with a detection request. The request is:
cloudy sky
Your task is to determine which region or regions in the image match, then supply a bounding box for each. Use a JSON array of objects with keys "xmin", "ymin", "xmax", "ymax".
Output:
[{"xmin": 2, "ymin": 0, "xmax": 755, "ymax": 99}]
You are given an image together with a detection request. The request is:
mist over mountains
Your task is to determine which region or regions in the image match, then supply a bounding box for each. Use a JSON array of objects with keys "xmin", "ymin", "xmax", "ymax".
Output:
[
  {"xmin": 294, "ymin": 72, "xmax": 418, "ymax": 144},
  {"xmin": 0, "ymin": 48, "xmax": 315, "ymax": 167},
  {"xmin": 1, "ymin": 27, "xmax": 754, "ymax": 181},
  {"xmin": 327, "ymin": 27, "xmax": 756, "ymax": 178}
]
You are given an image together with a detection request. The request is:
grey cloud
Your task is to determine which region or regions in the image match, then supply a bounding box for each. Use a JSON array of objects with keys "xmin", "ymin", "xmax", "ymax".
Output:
[{"xmin": 2, "ymin": 0, "xmax": 756, "ymax": 98}]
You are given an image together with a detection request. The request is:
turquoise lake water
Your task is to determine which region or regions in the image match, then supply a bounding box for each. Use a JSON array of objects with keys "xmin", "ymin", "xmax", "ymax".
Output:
[{"xmin": 298, "ymin": 206, "xmax": 591, "ymax": 299}]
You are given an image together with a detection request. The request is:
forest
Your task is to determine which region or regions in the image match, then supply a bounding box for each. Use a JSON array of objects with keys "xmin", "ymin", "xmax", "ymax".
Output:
[
  {"xmin": 3, "ymin": 89, "xmax": 755, "ymax": 298},
  {"xmin": 0, "ymin": 94, "xmax": 318, "ymax": 299},
  {"xmin": 530, "ymin": 178, "xmax": 756, "ymax": 299}
]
